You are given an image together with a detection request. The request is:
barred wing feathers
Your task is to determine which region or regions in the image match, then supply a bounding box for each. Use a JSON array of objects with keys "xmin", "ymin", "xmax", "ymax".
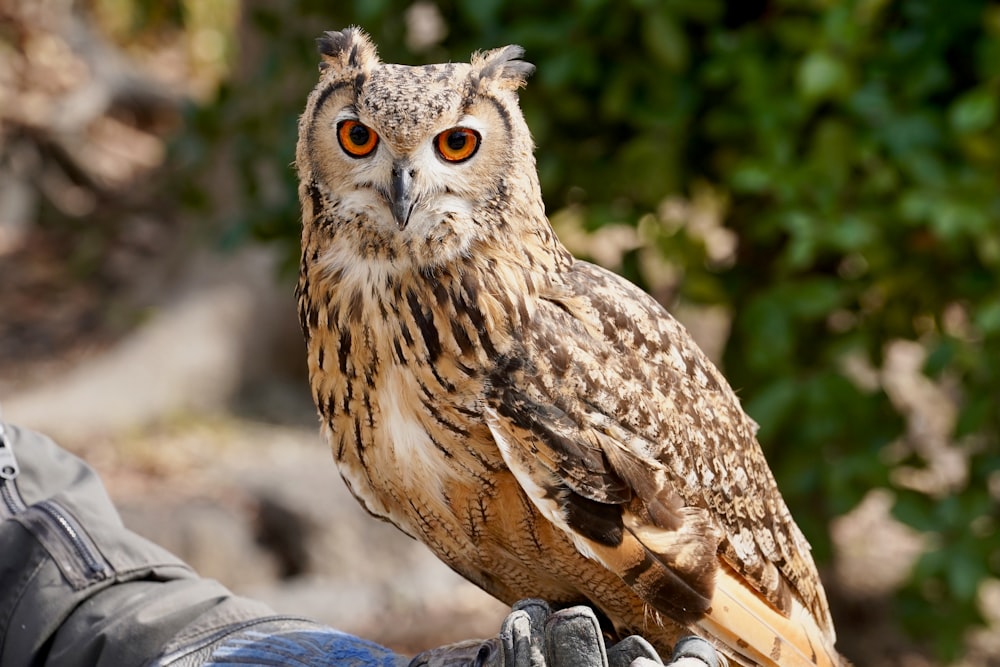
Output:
[{"xmin": 484, "ymin": 260, "xmax": 838, "ymax": 667}]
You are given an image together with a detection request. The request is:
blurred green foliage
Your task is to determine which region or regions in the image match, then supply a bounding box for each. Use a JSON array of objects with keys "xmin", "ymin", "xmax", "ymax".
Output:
[{"xmin": 150, "ymin": 0, "xmax": 1000, "ymax": 660}]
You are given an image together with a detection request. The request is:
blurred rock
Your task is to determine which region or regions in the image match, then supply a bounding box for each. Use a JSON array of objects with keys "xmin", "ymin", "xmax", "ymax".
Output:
[
  {"xmin": 1, "ymin": 244, "xmax": 301, "ymax": 437},
  {"xmin": 119, "ymin": 497, "xmax": 280, "ymax": 591}
]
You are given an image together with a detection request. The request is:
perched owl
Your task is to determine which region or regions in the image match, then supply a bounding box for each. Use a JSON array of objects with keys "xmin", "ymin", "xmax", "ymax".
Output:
[{"xmin": 296, "ymin": 28, "xmax": 842, "ymax": 667}]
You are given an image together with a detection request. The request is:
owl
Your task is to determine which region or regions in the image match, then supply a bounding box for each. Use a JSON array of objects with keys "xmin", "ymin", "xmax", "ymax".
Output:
[{"xmin": 296, "ymin": 27, "xmax": 842, "ymax": 667}]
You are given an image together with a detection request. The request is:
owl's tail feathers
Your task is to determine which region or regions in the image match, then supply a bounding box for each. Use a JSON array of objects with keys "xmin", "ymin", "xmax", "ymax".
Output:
[
  {"xmin": 587, "ymin": 524, "xmax": 715, "ymax": 628},
  {"xmin": 697, "ymin": 565, "xmax": 841, "ymax": 667}
]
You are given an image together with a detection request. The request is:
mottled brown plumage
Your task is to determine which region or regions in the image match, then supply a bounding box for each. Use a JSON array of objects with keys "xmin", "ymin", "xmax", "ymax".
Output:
[{"xmin": 295, "ymin": 27, "xmax": 842, "ymax": 666}]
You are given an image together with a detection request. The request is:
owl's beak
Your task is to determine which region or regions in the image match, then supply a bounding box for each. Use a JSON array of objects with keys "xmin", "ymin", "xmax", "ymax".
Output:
[{"xmin": 390, "ymin": 163, "xmax": 415, "ymax": 229}]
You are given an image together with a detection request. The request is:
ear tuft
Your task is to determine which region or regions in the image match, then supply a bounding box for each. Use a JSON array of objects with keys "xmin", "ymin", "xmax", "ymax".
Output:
[
  {"xmin": 470, "ymin": 45, "xmax": 535, "ymax": 91},
  {"xmin": 315, "ymin": 27, "xmax": 379, "ymax": 77},
  {"xmin": 316, "ymin": 30, "xmax": 353, "ymax": 59}
]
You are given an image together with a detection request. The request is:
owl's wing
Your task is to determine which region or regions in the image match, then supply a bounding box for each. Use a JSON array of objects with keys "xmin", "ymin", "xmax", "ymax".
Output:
[{"xmin": 484, "ymin": 259, "xmax": 838, "ymax": 666}]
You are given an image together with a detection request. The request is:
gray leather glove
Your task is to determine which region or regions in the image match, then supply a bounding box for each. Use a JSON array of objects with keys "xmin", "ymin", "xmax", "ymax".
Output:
[{"xmin": 410, "ymin": 599, "xmax": 717, "ymax": 667}]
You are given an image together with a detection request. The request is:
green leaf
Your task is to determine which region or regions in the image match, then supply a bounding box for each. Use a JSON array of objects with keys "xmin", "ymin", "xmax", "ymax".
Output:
[
  {"xmin": 458, "ymin": 0, "xmax": 502, "ymax": 30},
  {"xmin": 778, "ymin": 279, "xmax": 845, "ymax": 319},
  {"xmin": 744, "ymin": 378, "xmax": 799, "ymax": 441},
  {"xmin": 797, "ymin": 51, "xmax": 851, "ymax": 101},
  {"xmin": 729, "ymin": 164, "xmax": 772, "ymax": 193},
  {"xmin": 739, "ymin": 293, "xmax": 795, "ymax": 373},
  {"xmin": 956, "ymin": 396, "xmax": 992, "ymax": 438},
  {"xmin": 975, "ymin": 297, "xmax": 1000, "ymax": 334},
  {"xmin": 945, "ymin": 542, "xmax": 989, "ymax": 602},
  {"xmin": 923, "ymin": 337, "xmax": 957, "ymax": 377},
  {"xmin": 642, "ymin": 10, "xmax": 688, "ymax": 71},
  {"xmin": 892, "ymin": 489, "xmax": 938, "ymax": 533},
  {"xmin": 950, "ymin": 88, "xmax": 998, "ymax": 134},
  {"xmin": 352, "ymin": 0, "xmax": 388, "ymax": 22}
]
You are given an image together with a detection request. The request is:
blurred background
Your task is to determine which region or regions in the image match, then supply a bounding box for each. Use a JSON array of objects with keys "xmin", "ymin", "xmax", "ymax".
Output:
[{"xmin": 1, "ymin": 0, "xmax": 998, "ymax": 664}]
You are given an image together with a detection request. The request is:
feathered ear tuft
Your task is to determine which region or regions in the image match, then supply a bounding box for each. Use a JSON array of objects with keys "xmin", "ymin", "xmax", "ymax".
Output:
[
  {"xmin": 470, "ymin": 45, "xmax": 535, "ymax": 91},
  {"xmin": 316, "ymin": 27, "xmax": 379, "ymax": 78}
]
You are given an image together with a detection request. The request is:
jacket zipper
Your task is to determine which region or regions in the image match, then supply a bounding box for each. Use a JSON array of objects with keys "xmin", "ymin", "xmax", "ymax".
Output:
[
  {"xmin": 0, "ymin": 423, "xmax": 110, "ymax": 580},
  {"xmin": 35, "ymin": 499, "xmax": 112, "ymax": 579},
  {"xmin": 0, "ymin": 423, "xmax": 26, "ymax": 515}
]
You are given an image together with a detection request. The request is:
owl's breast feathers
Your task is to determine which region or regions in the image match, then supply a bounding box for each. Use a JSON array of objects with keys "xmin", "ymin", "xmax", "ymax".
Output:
[{"xmin": 480, "ymin": 257, "xmax": 840, "ymax": 666}]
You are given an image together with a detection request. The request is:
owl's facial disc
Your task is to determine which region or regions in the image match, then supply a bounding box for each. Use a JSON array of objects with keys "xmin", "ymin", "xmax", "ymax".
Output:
[{"xmin": 331, "ymin": 105, "xmax": 489, "ymax": 237}]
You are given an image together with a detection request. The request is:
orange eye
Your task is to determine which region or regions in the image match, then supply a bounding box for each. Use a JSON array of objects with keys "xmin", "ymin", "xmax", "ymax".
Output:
[
  {"xmin": 435, "ymin": 127, "xmax": 480, "ymax": 163},
  {"xmin": 337, "ymin": 120, "xmax": 378, "ymax": 157}
]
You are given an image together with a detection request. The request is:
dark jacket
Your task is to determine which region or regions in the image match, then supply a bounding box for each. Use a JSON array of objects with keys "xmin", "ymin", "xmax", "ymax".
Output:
[{"xmin": 0, "ymin": 422, "xmax": 406, "ymax": 666}]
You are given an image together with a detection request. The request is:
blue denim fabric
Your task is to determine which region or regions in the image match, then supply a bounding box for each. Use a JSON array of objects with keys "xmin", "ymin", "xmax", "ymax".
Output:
[{"xmin": 205, "ymin": 629, "xmax": 408, "ymax": 667}]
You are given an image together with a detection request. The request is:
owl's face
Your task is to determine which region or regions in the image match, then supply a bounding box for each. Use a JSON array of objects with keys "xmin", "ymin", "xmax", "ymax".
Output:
[{"xmin": 298, "ymin": 29, "xmax": 541, "ymax": 270}]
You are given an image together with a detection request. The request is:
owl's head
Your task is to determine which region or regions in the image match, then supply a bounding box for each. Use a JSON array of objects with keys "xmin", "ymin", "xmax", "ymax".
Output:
[{"xmin": 297, "ymin": 28, "xmax": 545, "ymax": 270}]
